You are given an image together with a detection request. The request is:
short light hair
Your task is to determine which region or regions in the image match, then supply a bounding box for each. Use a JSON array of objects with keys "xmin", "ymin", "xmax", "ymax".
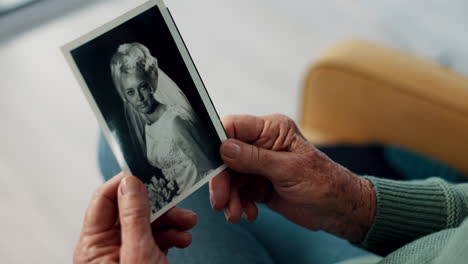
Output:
[{"xmin": 110, "ymin": 43, "xmax": 158, "ymax": 101}]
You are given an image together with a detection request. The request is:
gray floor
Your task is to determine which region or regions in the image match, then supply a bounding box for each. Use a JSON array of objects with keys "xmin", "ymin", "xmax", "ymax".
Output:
[{"xmin": 0, "ymin": 0, "xmax": 467, "ymax": 263}]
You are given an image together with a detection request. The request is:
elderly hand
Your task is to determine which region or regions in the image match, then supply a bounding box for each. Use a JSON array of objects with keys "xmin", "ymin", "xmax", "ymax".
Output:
[
  {"xmin": 74, "ymin": 173, "xmax": 197, "ymax": 264},
  {"xmin": 210, "ymin": 114, "xmax": 376, "ymax": 242}
]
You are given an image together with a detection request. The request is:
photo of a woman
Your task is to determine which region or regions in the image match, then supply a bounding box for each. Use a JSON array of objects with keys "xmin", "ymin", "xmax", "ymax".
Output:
[
  {"xmin": 65, "ymin": 4, "xmax": 225, "ymax": 219},
  {"xmin": 110, "ymin": 43, "xmax": 218, "ymax": 213}
]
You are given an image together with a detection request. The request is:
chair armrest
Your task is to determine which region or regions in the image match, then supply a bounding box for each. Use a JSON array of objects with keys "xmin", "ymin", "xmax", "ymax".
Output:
[{"xmin": 300, "ymin": 40, "xmax": 468, "ymax": 174}]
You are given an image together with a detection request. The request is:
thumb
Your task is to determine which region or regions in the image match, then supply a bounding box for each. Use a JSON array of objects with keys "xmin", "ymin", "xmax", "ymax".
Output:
[
  {"xmin": 118, "ymin": 176, "xmax": 153, "ymax": 246},
  {"xmin": 220, "ymin": 139, "xmax": 287, "ymax": 181}
]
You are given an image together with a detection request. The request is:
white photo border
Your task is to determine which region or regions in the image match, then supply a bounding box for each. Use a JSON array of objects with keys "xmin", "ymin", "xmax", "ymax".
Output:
[{"xmin": 62, "ymin": 0, "xmax": 227, "ymax": 221}]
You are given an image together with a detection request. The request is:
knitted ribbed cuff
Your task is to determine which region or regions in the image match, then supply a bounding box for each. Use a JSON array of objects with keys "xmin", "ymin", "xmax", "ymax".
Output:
[{"xmin": 361, "ymin": 176, "xmax": 449, "ymax": 256}]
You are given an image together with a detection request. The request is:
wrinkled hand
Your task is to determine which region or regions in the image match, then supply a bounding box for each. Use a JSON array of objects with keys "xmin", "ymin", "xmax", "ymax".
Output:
[
  {"xmin": 74, "ymin": 173, "xmax": 197, "ymax": 264},
  {"xmin": 210, "ymin": 114, "xmax": 375, "ymax": 242}
]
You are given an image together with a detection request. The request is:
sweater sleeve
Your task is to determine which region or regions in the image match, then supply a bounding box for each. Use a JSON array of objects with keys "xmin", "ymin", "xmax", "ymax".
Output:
[{"xmin": 360, "ymin": 176, "xmax": 468, "ymax": 256}]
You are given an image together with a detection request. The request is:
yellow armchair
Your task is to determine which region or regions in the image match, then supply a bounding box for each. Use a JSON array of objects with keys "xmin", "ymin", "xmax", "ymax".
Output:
[{"xmin": 300, "ymin": 40, "xmax": 468, "ymax": 175}]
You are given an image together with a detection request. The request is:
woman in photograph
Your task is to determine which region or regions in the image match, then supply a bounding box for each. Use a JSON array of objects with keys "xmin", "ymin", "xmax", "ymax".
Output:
[{"xmin": 110, "ymin": 42, "xmax": 217, "ymax": 213}]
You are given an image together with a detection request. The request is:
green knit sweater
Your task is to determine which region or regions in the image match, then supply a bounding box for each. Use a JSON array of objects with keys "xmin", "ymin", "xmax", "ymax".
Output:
[{"xmin": 340, "ymin": 177, "xmax": 468, "ymax": 264}]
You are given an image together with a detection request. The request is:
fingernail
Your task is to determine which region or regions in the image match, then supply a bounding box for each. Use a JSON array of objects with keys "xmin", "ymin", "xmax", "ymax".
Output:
[
  {"xmin": 224, "ymin": 208, "xmax": 231, "ymax": 222},
  {"xmin": 121, "ymin": 176, "xmax": 142, "ymax": 195},
  {"xmin": 221, "ymin": 141, "xmax": 241, "ymax": 159},
  {"xmin": 209, "ymin": 190, "xmax": 217, "ymax": 209},
  {"xmin": 183, "ymin": 210, "xmax": 197, "ymax": 218},
  {"xmin": 182, "ymin": 232, "xmax": 192, "ymax": 241},
  {"xmin": 241, "ymin": 211, "xmax": 249, "ymax": 222}
]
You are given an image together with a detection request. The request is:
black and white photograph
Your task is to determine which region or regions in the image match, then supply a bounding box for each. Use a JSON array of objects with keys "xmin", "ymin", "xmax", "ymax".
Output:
[{"xmin": 62, "ymin": 0, "xmax": 227, "ymax": 220}]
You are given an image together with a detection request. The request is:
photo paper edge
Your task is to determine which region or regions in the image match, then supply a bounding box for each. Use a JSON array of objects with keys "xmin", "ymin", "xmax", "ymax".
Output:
[{"xmin": 160, "ymin": 7, "xmax": 229, "ymax": 142}]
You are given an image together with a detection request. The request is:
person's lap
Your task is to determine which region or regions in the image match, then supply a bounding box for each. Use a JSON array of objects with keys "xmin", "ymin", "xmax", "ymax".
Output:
[
  {"xmin": 171, "ymin": 187, "xmax": 368, "ymax": 264},
  {"xmin": 98, "ymin": 135, "xmax": 368, "ymax": 263}
]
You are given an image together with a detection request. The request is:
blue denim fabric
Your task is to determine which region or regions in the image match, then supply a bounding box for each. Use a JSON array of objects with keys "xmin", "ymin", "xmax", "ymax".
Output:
[
  {"xmin": 383, "ymin": 146, "xmax": 466, "ymax": 183},
  {"xmin": 97, "ymin": 134, "xmax": 369, "ymax": 264}
]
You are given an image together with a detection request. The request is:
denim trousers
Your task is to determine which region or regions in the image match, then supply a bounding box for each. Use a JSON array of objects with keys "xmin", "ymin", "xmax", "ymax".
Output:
[{"xmin": 97, "ymin": 135, "xmax": 369, "ymax": 263}]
